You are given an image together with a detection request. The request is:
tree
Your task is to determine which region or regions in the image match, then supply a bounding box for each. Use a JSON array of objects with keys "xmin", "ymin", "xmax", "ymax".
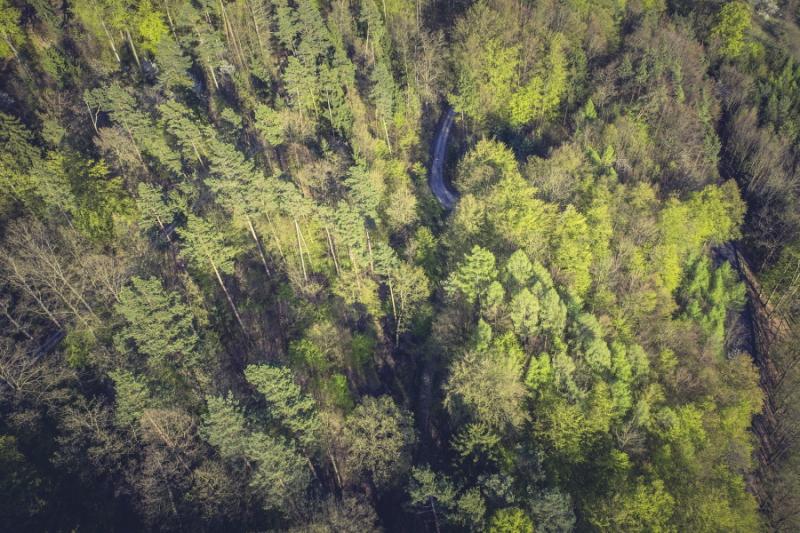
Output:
[
  {"xmin": 110, "ymin": 369, "xmax": 151, "ymax": 428},
  {"xmin": 509, "ymin": 288, "xmax": 540, "ymax": 342},
  {"xmin": 488, "ymin": 508, "xmax": 534, "ymax": 533},
  {"xmin": 586, "ymin": 478, "xmax": 675, "ymax": 532},
  {"xmin": 245, "ymin": 431, "xmax": 311, "ymax": 512},
  {"xmin": 244, "ymin": 364, "xmax": 320, "ymax": 450},
  {"xmin": 201, "ymin": 394, "xmax": 248, "ymax": 460},
  {"xmin": 445, "ymin": 245, "xmax": 498, "ymax": 306},
  {"xmin": 551, "ymin": 205, "xmax": 593, "ymax": 298},
  {"xmin": 371, "ymin": 60, "xmax": 396, "ymax": 150},
  {"xmin": 510, "ymin": 34, "xmax": 567, "ymax": 127},
  {"xmin": 86, "ymin": 85, "xmax": 181, "ymax": 173},
  {"xmin": 136, "ymin": 183, "xmax": 179, "ymax": 238},
  {"xmin": 115, "ymin": 277, "xmax": 199, "ymax": 377},
  {"xmin": 444, "ymin": 335, "xmax": 527, "ymax": 431},
  {"xmin": 340, "ymin": 396, "xmax": 415, "ymax": 487},
  {"xmin": 0, "ymin": 0, "xmax": 24, "ymax": 62},
  {"xmin": 387, "ymin": 261, "xmax": 430, "ymax": 345},
  {"xmin": 254, "ymin": 104, "xmax": 287, "ymax": 147},
  {"xmin": 201, "ymin": 394, "xmax": 311, "ymax": 515},
  {"xmin": 153, "ymin": 35, "xmax": 193, "ymax": 91},
  {"xmin": 408, "ymin": 467, "xmax": 457, "ymax": 532},
  {"xmin": 289, "ymin": 495, "xmax": 380, "ymax": 532},
  {"xmin": 710, "ymin": 2, "xmax": 755, "ymax": 61}
]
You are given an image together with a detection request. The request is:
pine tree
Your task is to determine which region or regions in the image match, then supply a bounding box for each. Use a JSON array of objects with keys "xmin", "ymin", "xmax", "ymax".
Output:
[
  {"xmin": 201, "ymin": 394, "xmax": 248, "ymax": 460},
  {"xmin": 244, "ymin": 364, "xmax": 320, "ymax": 450},
  {"xmin": 115, "ymin": 276, "xmax": 198, "ymax": 374},
  {"xmin": 370, "ymin": 60, "xmax": 396, "ymax": 150},
  {"xmin": 136, "ymin": 183, "xmax": 179, "ymax": 238},
  {"xmin": 110, "ymin": 369, "xmax": 151, "ymax": 428},
  {"xmin": 445, "ymin": 245, "xmax": 498, "ymax": 306}
]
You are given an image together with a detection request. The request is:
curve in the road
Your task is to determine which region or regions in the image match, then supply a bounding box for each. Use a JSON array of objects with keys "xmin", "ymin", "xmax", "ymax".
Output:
[{"xmin": 429, "ymin": 107, "xmax": 458, "ymax": 209}]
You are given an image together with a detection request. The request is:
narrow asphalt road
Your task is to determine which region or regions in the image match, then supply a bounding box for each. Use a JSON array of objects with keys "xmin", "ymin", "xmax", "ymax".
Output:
[{"xmin": 429, "ymin": 107, "xmax": 458, "ymax": 209}]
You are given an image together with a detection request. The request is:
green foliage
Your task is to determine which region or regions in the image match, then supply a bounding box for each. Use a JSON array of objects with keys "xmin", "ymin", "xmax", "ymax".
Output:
[
  {"xmin": 444, "ymin": 334, "xmax": 527, "ymax": 431},
  {"xmin": 137, "ymin": 2, "xmax": 168, "ymax": 54},
  {"xmin": 710, "ymin": 2, "xmax": 755, "ymax": 61},
  {"xmin": 115, "ymin": 277, "xmax": 198, "ymax": 365},
  {"xmin": 245, "ymin": 431, "xmax": 311, "ymax": 512},
  {"xmin": 408, "ymin": 466, "xmax": 457, "ymax": 517},
  {"xmin": 179, "ymin": 214, "xmax": 241, "ymax": 276},
  {"xmin": 244, "ymin": 364, "xmax": 320, "ymax": 449},
  {"xmin": 510, "ymin": 34, "xmax": 567, "ymax": 127},
  {"xmin": 201, "ymin": 394, "xmax": 248, "ymax": 460},
  {"xmin": 488, "ymin": 507, "xmax": 534, "ymax": 533},
  {"xmin": 0, "ymin": 0, "xmax": 779, "ymax": 530},
  {"xmin": 0, "ymin": 0, "xmax": 23, "ymax": 60},
  {"xmin": 340, "ymin": 396, "xmax": 415, "ymax": 487},
  {"xmin": 110, "ymin": 369, "xmax": 151, "ymax": 427},
  {"xmin": 587, "ymin": 478, "xmax": 675, "ymax": 532},
  {"xmin": 445, "ymin": 245, "xmax": 498, "ymax": 305},
  {"xmin": 254, "ymin": 104, "xmax": 287, "ymax": 146}
]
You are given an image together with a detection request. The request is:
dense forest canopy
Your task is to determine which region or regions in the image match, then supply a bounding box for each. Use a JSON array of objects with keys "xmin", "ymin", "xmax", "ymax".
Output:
[{"xmin": 2, "ymin": 0, "xmax": 800, "ymax": 530}]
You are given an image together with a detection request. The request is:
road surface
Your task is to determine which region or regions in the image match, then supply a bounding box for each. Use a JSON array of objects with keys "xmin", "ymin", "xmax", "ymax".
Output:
[{"xmin": 429, "ymin": 107, "xmax": 458, "ymax": 209}]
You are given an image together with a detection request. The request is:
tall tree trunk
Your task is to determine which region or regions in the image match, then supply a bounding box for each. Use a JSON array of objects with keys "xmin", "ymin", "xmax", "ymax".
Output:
[
  {"xmin": 209, "ymin": 257, "xmax": 247, "ymax": 334},
  {"xmin": 366, "ymin": 228, "xmax": 375, "ymax": 273},
  {"xmin": 85, "ymin": 98, "xmax": 100, "ymax": 134},
  {"xmin": 382, "ymin": 117, "xmax": 392, "ymax": 153},
  {"xmin": 294, "ymin": 218, "xmax": 308, "ymax": 282},
  {"xmin": 245, "ymin": 0, "xmax": 268, "ymax": 64},
  {"xmin": 125, "ymin": 28, "xmax": 142, "ymax": 69},
  {"xmin": 265, "ymin": 212, "xmax": 287, "ymax": 263},
  {"xmin": 246, "ymin": 215, "xmax": 271, "ymax": 276},
  {"xmin": 324, "ymin": 226, "xmax": 340, "ymax": 276},
  {"xmin": 388, "ymin": 280, "xmax": 399, "ymax": 346},
  {"xmin": 100, "ymin": 21, "xmax": 121, "ymax": 63}
]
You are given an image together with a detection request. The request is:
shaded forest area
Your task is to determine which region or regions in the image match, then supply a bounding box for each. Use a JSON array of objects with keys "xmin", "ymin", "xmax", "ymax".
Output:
[{"xmin": 1, "ymin": 0, "xmax": 800, "ymax": 531}]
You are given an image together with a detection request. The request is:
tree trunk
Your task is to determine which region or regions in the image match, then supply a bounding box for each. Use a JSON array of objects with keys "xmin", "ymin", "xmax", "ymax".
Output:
[
  {"xmin": 125, "ymin": 28, "xmax": 142, "ymax": 69},
  {"xmin": 388, "ymin": 280, "xmax": 399, "ymax": 346},
  {"xmin": 85, "ymin": 98, "xmax": 100, "ymax": 134},
  {"xmin": 100, "ymin": 21, "xmax": 121, "ymax": 63},
  {"xmin": 120, "ymin": 118, "xmax": 146, "ymax": 165},
  {"xmin": 366, "ymin": 228, "xmax": 375, "ymax": 273},
  {"xmin": 382, "ymin": 117, "xmax": 392, "ymax": 153},
  {"xmin": 265, "ymin": 212, "xmax": 287, "ymax": 263},
  {"xmin": 430, "ymin": 497, "xmax": 442, "ymax": 533},
  {"xmin": 246, "ymin": 215, "xmax": 271, "ymax": 276},
  {"xmin": 209, "ymin": 258, "xmax": 247, "ymax": 334},
  {"xmin": 294, "ymin": 218, "xmax": 308, "ymax": 282},
  {"xmin": 324, "ymin": 226, "xmax": 341, "ymax": 276}
]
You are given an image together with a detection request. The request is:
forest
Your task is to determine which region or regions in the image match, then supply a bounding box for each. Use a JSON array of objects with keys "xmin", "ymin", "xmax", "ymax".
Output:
[{"xmin": 1, "ymin": 0, "xmax": 800, "ymax": 530}]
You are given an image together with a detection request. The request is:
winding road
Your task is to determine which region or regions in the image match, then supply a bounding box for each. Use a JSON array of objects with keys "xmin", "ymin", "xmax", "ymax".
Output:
[{"xmin": 429, "ymin": 107, "xmax": 458, "ymax": 209}]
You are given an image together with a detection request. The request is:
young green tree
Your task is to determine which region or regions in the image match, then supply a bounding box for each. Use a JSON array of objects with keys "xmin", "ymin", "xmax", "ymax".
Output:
[
  {"xmin": 109, "ymin": 369, "xmax": 151, "ymax": 428},
  {"xmin": 488, "ymin": 508, "xmax": 534, "ymax": 533},
  {"xmin": 201, "ymin": 394, "xmax": 248, "ymax": 460},
  {"xmin": 445, "ymin": 245, "xmax": 498, "ymax": 306},
  {"xmin": 115, "ymin": 276, "xmax": 200, "ymax": 385},
  {"xmin": 244, "ymin": 364, "xmax": 320, "ymax": 450}
]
